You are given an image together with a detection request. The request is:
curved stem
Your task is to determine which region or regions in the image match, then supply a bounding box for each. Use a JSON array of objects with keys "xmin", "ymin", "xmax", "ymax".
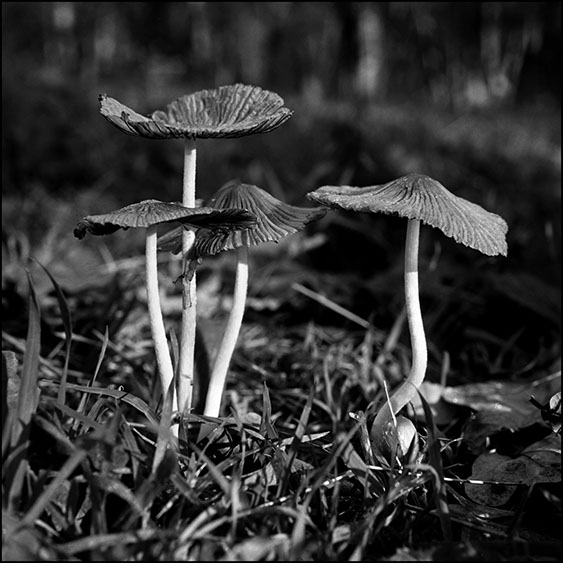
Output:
[
  {"xmin": 204, "ymin": 245, "xmax": 249, "ymax": 418},
  {"xmin": 371, "ymin": 219, "xmax": 427, "ymax": 436},
  {"xmin": 178, "ymin": 138, "xmax": 197, "ymax": 415},
  {"xmin": 146, "ymin": 225, "xmax": 175, "ymax": 406}
]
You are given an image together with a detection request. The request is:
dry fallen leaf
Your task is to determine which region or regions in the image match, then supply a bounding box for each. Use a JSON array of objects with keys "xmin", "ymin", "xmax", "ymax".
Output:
[
  {"xmin": 441, "ymin": 372, "xmax": 560, "ymax": 452},
  {"xmin": 465, "ymin": 433, "xmax": 561, "ymax": 507}
]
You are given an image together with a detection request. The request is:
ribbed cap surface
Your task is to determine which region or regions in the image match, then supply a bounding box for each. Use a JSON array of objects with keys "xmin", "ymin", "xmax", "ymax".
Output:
[
  {"xmin": 99, "ymin": 84, "xmax": 293, "ymax": 140},
  {"xmin": 307, "ymin": 174, "xmax": 508, "ymax": 256},
  {"xmin": 194, "ymin": 182, "xmax": 327, "ymax": 256},
  {"xmin": 158, "ymin": 183, "xmax": 327, "ymax": 256},
  {"xmin": 74, "ymin": 199, "xmax": 256, "ymax": 239}
]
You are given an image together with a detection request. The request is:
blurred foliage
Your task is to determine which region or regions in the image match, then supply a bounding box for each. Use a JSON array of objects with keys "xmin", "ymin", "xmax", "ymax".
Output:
[{"xmin": 2, "ymin": 1, "xmax": 560, "ymax": 197}]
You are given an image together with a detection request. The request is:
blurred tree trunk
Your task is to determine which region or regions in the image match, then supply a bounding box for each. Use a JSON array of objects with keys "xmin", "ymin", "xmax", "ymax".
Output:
[
  {"xmin": 91, "ymin": 4, "xmax": 120, "ymax": 80},
  {"xmin": 45, "ymin": 2, "xmax": 77, "ymax": 72},
  {"xmin": 332, "ymin": 1, "xmax": 359, "ymax": 100},
  {"xmin": 480, "ymin": 2, "xmax": 544, "ymax": 105},
  {"xmin": 355, "ymin": 3, "xmax": 386, "ymax": 100},
  {"xmin": 233, "ymin": 6, "xmax": 267, "ymax": 85},
  {"xmin": 3, "ymin": 2, "xmax": 559, "ymax": 108}
]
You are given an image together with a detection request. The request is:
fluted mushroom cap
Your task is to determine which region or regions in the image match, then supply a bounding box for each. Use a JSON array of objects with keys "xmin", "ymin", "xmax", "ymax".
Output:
[
  {"xmin": 307, "ymin": 173, "xmax": 508, "ymax": 257},
  {"xmin": 74, "ymin": 199, "xmax": 256, "ymax": 239},
  {"xmin": 158, "ymin": 182, "xmax": 327, "ymax": 256},
  {"xmin": 99, "ymin": 84, "xmax": 293, "ymax": 140}
]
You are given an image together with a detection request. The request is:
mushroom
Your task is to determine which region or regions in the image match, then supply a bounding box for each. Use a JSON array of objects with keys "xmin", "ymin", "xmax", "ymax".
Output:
[
  {"xmin": 160, "ymin": 181, "xmax": 327, "ymax": 418},
  {"xmin": 74, "ymin": 199, "xmax": 256, "ymax": 413},
  {"xmin": 307, "ymin": 173, "xmax": 508, "ymax": 459},
  {"xmin": 99, "ymin": 84, "xmax": 293, "ymax": 415}
]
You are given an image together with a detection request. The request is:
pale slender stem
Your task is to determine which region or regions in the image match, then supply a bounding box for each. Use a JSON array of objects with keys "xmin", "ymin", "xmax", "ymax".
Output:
[
  {"xmin": 146, "ymin": 225, "xmax": 175, "ymax": 407},
  {"xmin": 177, "ymin": 139, "xmax": 197, "ymax": 415},
  {"xmin": 204, "ymin": 246, "xmax": 249, "ymax": 418},
  {"xmin": 371, "ymin": 219, "xmax": 427, "ymax": 434}
]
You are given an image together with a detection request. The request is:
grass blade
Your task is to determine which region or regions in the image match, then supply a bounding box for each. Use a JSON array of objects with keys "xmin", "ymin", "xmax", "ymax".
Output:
[
  {"xmin": 260, "ymin": 382, "xmax": 278, "ymax": 440},
  {"xmin": 277, "ymin": 380, "xmax": 316, "ymax": 497},
  {"xmin": 2, "ymin": 351, "xmax": 18, "ymax": 451},
  {"xmin": 31, "ymin": 259, "xmax": 73, "ymax": 406},
  {"xmin": 19, "ymin": 449, "xmax": 88, "ymax": 528},
  {"xmin": 292, "ymin": 282, "xmax": 370, "ymax": 329},
  {"xmin": 72, "ymin": 326, "xmax": 109, "ymax": 434},
  {"xmin": 417, "ymin": 389, "xmax": 452, "ymax": 541},
  {"xmin": 11, "ymin": 270, "xmax": 41, "ymax": 446},
  {"xmin": 47, "ymin": 382, "xmax": 160, "ymax": 427},
  {"xmin": 6, "ymin": 270, "xmax": 42, "ymax": 512},
  {"xmin": 151, "ymin": 380, "xmax": 177, "ymax": 476},
  {"xmin": 189, "ymin": 443, "xmax": 233, "ymax": 497}
]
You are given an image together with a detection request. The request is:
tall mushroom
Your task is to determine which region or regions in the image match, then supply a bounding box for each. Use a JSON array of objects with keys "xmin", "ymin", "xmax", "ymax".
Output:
[
  {"xmin": 307, "ymin": 173, "xmax": 508, "ymax": 459},
  {"xmin": 160, "ymin": 181, "xmax": 327, "ymax": 418},
  {"xmin": 74, "ymin": 199, "xmax": 256, "ymax": 412},
  {"xmin": 99, "ymin": 84, "xmax": 292, "ymax": 416}
]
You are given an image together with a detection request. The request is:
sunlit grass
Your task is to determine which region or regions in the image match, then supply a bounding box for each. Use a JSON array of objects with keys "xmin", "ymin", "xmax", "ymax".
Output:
[{"xmin": 2, "ymin": 240, "xmax": 560, "ymax": 560}]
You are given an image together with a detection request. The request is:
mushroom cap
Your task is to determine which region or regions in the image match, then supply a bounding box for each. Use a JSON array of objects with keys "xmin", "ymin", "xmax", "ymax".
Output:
[
  {"xmin": 99, "ymin": 84, "xmax": 293, "ymax": 140},
  {"xmin": 307, "ymin": 173, "xmax": 508, "ymax": 257},
  {"xmin": 158, "ymin": 182, "xmax": 327, "ymax": 256},
  {"xmin": 74, "ymin": 199, "xmax": 257, "ymax": 239}
]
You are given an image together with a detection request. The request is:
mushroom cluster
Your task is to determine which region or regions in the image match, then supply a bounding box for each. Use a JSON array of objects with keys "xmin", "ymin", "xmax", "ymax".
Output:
[
  {"xmin": 78, "ymin": 83, "xmax": 510, "ymax": 465},
  {"xmin": 95, "ymin": 84, "xmax": 293, "ymax": 417},
  {"xmin": 308, "ymin": 173, "xmax": 508, "ymax": 459},
  {"xmin": 160, "ymin": 181, "xmax": 327, "ymax": 418},
  {"xmin": 74, "ymin": 199, "xmax": 256, "ymax": 413}
]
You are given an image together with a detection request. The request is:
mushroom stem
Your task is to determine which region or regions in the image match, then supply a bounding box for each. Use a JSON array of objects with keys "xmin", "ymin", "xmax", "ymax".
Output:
[
  {"xmin": 178, "ymin": 138, "xmax": 197, "ymax": 415},
  {"xmin": 371, "ymin": 218, "xmax": 427, "ymax": 456},
  {"xmin": 146, "ymin": 224, "xmax": 176, "ymax": 410},
  {"xmin": 204, "ymin": 245, "xmax": 249, "ymax": 418}
]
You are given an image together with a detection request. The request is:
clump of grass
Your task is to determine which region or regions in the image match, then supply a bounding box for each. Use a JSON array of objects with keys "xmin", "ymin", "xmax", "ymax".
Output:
[{"xmin": 3, "ymin": 258, "xmax": 560, "ymax": 561}]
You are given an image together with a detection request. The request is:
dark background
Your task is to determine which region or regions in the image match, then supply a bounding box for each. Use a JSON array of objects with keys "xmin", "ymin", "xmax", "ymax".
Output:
[
  {"xmin": 3, "ymin": 2, "xmax": 560, "ymax": 199},
  {"xmin": 2, "ymin": 2, "xmax": 561, "ymax": 380}
]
